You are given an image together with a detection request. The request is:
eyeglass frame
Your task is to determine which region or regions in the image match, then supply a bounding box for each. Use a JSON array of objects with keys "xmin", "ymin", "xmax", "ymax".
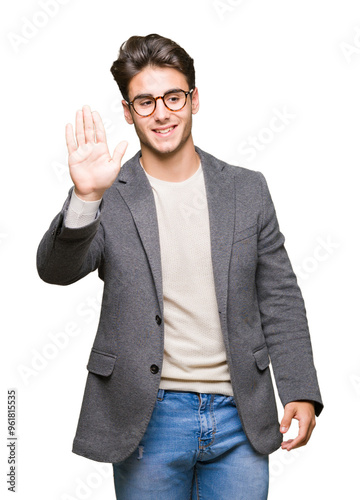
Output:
[{"xmin": 125, "ymin": 88, "xmax": 194, "ymax": 117}]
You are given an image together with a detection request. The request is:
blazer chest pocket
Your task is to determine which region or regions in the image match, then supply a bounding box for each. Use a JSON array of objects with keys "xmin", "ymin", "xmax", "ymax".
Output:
[
  {"xmin": 86, "ymin": 348, "xmax": 117, "ymax": 377},
  {"xmin": 233, "ymin": 224, "xmax": 258, "ymax": 245},
  {"xmin": 253, "ymin": 344, "xmax": 270, "ymax": 371}
]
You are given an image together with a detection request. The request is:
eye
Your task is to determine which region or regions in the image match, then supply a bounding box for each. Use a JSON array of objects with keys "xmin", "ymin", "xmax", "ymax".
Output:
[
  {"xmin": 166, "ymin": 93, "xmax": 181, "ymax": 103},
  {"xmin": 137, "ymin": 98, "xmax": 153, "ymax": 108}
]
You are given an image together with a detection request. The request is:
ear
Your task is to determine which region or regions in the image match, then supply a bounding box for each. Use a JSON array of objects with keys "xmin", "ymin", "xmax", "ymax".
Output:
[
  {"xmin": 191, "ymin": 87, "xmax": 200, "ymax": 115},
  {"xmin": 122, "ymin": 100, "xmax": 134, "ymax": 125}
]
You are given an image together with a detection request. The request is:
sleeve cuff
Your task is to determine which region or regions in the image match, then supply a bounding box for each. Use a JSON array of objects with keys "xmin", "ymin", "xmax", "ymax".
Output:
[{"xmin": 64, "ymin": 189, "xmax": 102, "ymax": 228}]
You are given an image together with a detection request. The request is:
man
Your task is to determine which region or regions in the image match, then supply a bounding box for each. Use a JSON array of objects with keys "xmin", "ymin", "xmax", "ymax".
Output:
[{"xmin": 37, "ymin": 34, "xmax": 323, "ymax": 499}]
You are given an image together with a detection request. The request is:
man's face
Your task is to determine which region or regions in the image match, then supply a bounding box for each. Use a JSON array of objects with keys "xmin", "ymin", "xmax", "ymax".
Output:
[{"xmin": 122, "ymin": 66, "xmax": 199, "ymax": 157}]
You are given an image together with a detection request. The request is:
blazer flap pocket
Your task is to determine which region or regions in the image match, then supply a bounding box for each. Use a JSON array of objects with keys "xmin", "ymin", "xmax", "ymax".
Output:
[
  {"xmin": 253, "ymin": 344, "xmax": 270, "ymax": 370},
  {"xmin": 233, "ymin": 224, "xmax": 258, "ymax": 244},
  {"xmin": 87, "ymin": 348, "xmax": 116, "ymax": 376}
]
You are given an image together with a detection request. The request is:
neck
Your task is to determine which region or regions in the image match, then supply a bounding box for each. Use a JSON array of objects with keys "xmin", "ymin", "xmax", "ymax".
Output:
[{"xmin": 140, "ymin": 138, "xmax": 199, "ymax": 182}]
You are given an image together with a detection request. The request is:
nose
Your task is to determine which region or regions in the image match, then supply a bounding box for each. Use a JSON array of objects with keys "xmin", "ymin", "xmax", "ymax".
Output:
[{"xmin": 153, "ymin": 96, "xmax": 170, "ymax": 121}]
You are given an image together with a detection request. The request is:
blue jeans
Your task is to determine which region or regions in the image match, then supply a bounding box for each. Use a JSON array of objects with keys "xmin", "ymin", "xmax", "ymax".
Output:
[{"xmin": 113, "ymin": 390, "xmax": 269, "ymax": 499}]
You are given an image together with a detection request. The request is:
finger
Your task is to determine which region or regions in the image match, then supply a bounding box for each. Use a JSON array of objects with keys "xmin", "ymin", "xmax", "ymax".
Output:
[
  {"xmin": 282, "ymin": 418, "xmax": 314, "ymax": 451},
  {"xmin": 112, "ymin": 141, "xmax": 128, "ymax": 168},
  {"xmin": 92, "ymin": 110, "xmax": 107, "ymax": 144},
  {"xmin": 83, "ymin": 105, "xmax": 95, "ymax": 143},
  {"xmin": 280, "ymin": 406, "xmax": 294, "ymax": 434},
  {"xmin": 281, "ymin": 438, "xmax": 294, "ymax": 449},
  {"xmin": 75, "ymin": 109, "xmax": 85, "ymax": 146},
  {"xmin": 282, "ymin": 430, "xmax": 307, "ymax": 451},
  {"xmin": 65, "ymin": 123, "xmax": 77, "ymax": 155}
]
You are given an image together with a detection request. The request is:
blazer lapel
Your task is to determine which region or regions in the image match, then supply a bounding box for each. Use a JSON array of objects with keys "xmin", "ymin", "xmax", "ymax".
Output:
[
  {"xmin": 196, "ymin": 147, "xmax": 236, "ymax": 315},
  {"xmin": 115, "ymin": 152, "xmax": 164, "ymax": 315}
]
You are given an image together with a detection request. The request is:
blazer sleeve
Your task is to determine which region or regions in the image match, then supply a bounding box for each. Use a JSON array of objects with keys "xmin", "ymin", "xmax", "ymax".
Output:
[
  {"xmin": 255, "ymin": 171, "xmax": 323, "ymax": 416},
  {"xmin": 36, "ymin": 188, "xmax": 105, "ymax": 286}
]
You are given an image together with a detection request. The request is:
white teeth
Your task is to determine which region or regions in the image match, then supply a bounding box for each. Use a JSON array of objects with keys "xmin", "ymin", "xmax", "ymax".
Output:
[{"xmin": 155, "ymin": 127, "xmax": 174, "ymax": 134}]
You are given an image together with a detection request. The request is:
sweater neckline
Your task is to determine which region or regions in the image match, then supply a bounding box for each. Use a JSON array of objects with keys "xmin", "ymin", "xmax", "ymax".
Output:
[{"xmin": 140, "ymin": 160, "xmax": 202, "ymax": 187}]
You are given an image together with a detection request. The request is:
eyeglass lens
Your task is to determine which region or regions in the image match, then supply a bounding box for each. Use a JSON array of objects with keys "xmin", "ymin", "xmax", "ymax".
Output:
[{"xmin": 133, "ymin": 91, "xmax": 187, "ymax": 116}]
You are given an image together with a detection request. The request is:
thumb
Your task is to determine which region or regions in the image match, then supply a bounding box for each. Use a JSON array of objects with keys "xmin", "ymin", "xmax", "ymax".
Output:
[
  {"xmin": 280, "ymin": 405, "xmax": 295, "ymax": 434},
  {"xmin": 112, "ymin": 140, "xmax": 128, "ymax": 168}
]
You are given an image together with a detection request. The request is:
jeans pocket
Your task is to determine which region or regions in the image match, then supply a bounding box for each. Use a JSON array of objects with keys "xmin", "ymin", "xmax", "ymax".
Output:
[{"xmin": 225, "ymin": 395, "xmax": 237, "ymax": 407}]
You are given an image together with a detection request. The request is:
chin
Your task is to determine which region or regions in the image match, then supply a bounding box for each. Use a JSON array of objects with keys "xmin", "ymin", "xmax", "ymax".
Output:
[
  {"xmin": 157, "ymin": 144, "xmax": 178, "ymax": 155},
  {"xmin": 148, "ymin": 139, "xmax": 182, "ymax": 156}
]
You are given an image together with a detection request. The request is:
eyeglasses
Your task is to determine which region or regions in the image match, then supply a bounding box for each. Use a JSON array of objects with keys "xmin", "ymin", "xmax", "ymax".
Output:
[{"xmin": 126, "ymin": 88, "xmax": 194, "ymax": 117}]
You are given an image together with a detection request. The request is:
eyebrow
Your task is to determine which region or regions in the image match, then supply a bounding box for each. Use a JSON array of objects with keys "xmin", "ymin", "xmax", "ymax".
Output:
[{"xmin": 131, "ymin": 88, "xmax": 184, "ymax": 101}]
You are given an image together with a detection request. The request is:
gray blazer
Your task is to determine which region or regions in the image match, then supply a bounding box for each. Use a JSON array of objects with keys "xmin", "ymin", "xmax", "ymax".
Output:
[{"xmin": 37, "ymin": 146, "xmax": 323, "ymax": 463}]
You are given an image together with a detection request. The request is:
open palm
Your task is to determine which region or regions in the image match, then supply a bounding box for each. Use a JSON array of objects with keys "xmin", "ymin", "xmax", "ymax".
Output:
[{"xmin": 65, "ymin": 105, "xmax": 128, "ymax": 201}]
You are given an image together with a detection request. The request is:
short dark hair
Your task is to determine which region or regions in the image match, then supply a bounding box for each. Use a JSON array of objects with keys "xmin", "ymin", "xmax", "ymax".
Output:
[{"xmin": 110, "ymin": 33, "xmax": 195, "ymax": 102}]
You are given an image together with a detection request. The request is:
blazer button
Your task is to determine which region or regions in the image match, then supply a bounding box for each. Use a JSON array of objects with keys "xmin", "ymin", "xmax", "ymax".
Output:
[
  {"xmin": 155, "ymin": 315, "xmax": 162, "ymax": 325},
  {"xmin": 150, "ymin": 364, "xmax": 159, "ymax": 374}
]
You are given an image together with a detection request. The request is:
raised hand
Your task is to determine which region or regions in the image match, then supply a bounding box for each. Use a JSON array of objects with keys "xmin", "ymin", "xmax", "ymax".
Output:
[{"xmin": 65, "ymin": 105, "xmax": 128, "ymax": 201}]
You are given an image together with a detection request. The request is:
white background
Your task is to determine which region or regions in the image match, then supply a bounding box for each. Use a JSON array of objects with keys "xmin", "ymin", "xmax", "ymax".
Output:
[{"xmin": 2, "ymin": 0, "xmax": 360, "ymax": 498}]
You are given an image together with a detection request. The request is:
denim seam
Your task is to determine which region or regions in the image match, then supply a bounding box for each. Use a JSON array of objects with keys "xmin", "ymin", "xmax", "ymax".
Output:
[
  {"xmin": 199, "ymin": 394, "xmax": 216, "ymax": 451},
  {"xmin": 195, "ymin": 466, "xmax": 201, "ymax": 499}
]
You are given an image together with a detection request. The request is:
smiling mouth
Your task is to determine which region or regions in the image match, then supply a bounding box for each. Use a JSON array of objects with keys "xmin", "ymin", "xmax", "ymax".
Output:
[{"xmin": 153, "ymin": 126, "xmax": 176, "ymax": 134}]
